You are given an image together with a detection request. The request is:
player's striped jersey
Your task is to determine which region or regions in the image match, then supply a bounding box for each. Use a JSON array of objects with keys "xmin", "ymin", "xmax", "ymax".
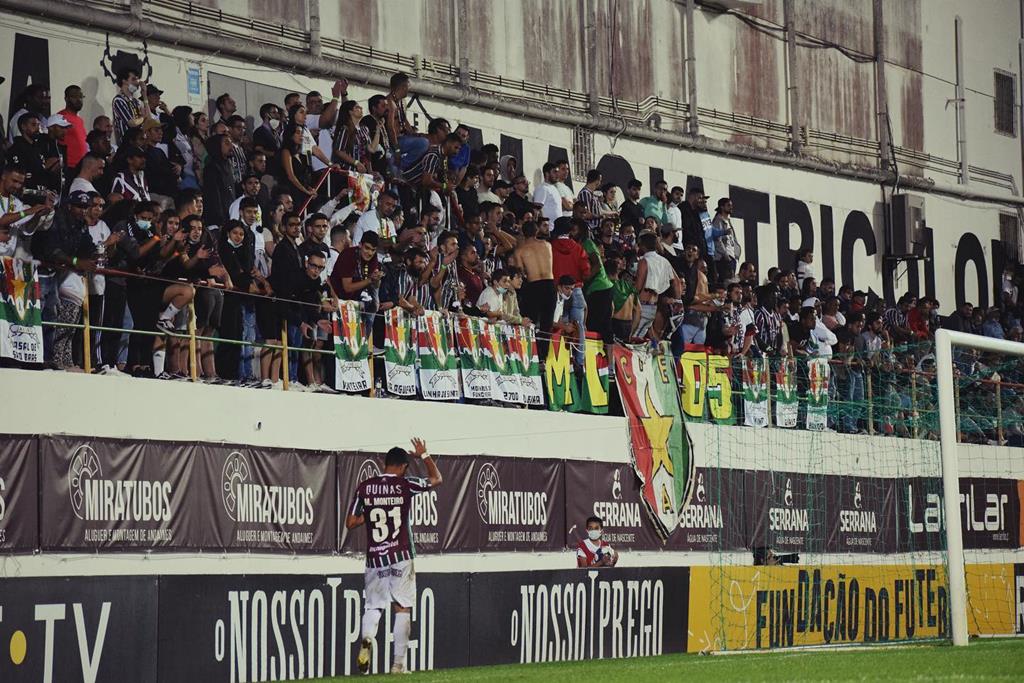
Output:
[{"xmin": 349, "ymin": 473, "xmax": 431, "ymax": 568}]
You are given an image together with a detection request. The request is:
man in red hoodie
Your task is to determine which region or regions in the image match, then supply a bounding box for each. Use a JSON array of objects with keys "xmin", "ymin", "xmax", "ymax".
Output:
[{"xmin": 551, "ymin": 217, "xmax": 591, "ymax": 364}]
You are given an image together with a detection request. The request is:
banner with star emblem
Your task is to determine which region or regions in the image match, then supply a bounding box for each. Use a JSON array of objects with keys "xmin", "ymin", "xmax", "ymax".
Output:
[
  {"xmin": 742, "ymin": 356, "xmax": 770, "ymax": 427},
  {"xmin": 774, "ymin": 356, "xmax": 799, "ymax": 427},
  {"xmin": 612, "ymin": 344, "xmax": 695, "ymax": 541},
  {"xmin": 456, "ymin": 315, "xmax": 494, "ymax": 400},
  {"xmin": 418, "ymin": 310, "xmax": 461, "ymax": 400},
  {"xmin": 805, "ymin": 357, "xmax": 831, "ymax": 431},
  {"xmin": 383, "ymin": 307, "xmax": 418, "ymax": 396},
  {"xmin": 332, "ymin": 300, "xmax": 372, "ymax": 392},
  {"xmin": 0, "ymin": 256, "xmax": 43, "ymax": 363}
]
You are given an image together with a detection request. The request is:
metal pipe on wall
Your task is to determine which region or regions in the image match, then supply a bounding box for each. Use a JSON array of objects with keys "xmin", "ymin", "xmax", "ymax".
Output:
[
  {"xmin": 783, "ymin": 0, "xmax": 802, "ymax": 154},
  {"xmin": 585, "ymin": 0, "xmax": 601, "ymax": 118},
  {"xmin": 872, "ymin": 0, "xmax": 891, "ymax": 171},
  {"xmin": 684, "ymin": 0, "xmax": 699, "ymax": 135},
  {"xmin": 307, "ymin": 0, "xmax": 321, "ymax": 59},
  {"xmin": 955, "ymin": 15, "xmax": 969, "ymax": 185},
  {"xmin": 4, "ymin": 0, "xmax": 1024, "ymax": 207}
]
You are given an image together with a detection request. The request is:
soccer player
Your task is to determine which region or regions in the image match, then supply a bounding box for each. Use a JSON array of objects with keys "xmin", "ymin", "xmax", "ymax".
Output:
[
  {"xmin": 576, "ymin": 515, "xmax": 618, "ymax": 567},
  {"xmin": 346, "ymin": 437, "xmax": 442, "ymax": 674}
]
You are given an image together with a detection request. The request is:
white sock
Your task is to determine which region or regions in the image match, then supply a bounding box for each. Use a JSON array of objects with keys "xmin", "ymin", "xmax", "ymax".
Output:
[
  {"xmin": 153, "ymin": 349, "xmax": 166, "ymax": 375},
  {"xmin": 361, "ymin": 609, "xmax": 382, "ymax": 642},
  {"xmin": 159, "ymin": 303, "xmax": 180, "ymax": 321},
  {"xmin": 392, "ymin": 612, "xmax": 411, "ymax": 669}
]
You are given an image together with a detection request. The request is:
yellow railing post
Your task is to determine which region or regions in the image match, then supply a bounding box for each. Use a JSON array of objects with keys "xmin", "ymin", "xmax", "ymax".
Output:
[
  {"xmin": 281, "ymin": 318, "xmax": 290, "ymax": 392},
  {"xmin": 188, "ymin": 301, "xmax": 199, "ymax": 382},
  {"xmin": 81, "ymin": 275, "xmax": 92, "ymax": 374}
]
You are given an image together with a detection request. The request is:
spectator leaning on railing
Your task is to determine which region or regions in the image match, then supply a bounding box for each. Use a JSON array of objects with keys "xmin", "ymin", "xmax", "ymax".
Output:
[{"xmin": 1, "ymin": 62, "xmax": 1022, "ymax": 434}]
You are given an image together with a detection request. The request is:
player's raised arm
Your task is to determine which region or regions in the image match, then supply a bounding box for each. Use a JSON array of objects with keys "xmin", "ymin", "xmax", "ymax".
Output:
[
  {"xmin": 345, "ymin": 487, "xmax": 365, "ymax": 529},
  {"xmin": 411, "ymin": 437, "xmax": 443, "ymax": 487}
]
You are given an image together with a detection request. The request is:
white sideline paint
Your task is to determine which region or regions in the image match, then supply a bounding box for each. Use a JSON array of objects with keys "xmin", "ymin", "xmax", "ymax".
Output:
[{"xmin": 2, "ymin": 369, "xmax": 1020, "ymax": 478}]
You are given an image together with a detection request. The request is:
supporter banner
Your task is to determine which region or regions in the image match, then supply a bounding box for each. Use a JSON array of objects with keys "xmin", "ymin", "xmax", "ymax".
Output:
[
  {"xmin": 774, "ymin": 357, "xmax": 798, "ymax": 427},
  {"xmin": 745, "ymin": 469, "xmax": 827, "ymax": 554},
  {"xmin": 333, "ymin": 301, "xmax": 371, "ymax": 393},
  {"xmin": 580, "ymin": 334, "xmax": 610, "ymax": 414},
  {"xmin": 805, "ymin": 357, "xmax": 830, "ymax": 431},
  {"xmin": 512, "ymin": 324, "xmax": 544, "ymax": 406},
  {"xmin": 456, "ymin": 315, "xmax": 493, "ymax": 400},
  {"xmin": 896, "ymin": 476, "xmax": 1021, "ymax": 551},
  {"xmin": 485, "ymin": 321, "xmax": 522, "ymax": 404},
  {"xmin": 544, "ymin": 331, "xmax": 608, "ymax": 413},
  {"xmin": 0, "ymin": 256, "xmax": 43, "ymax": 363},
  {"xmin": 824, "ymin": 476, "xmax": 897, "ymax": 554},
  {"xmin": 418, "ymin": 310, "xmax": 461, "ymax": 400},
  {"xmin": 445, "ymin": 456, "xmax": 565, "ymax": 552},
  {"xmin": 0, "ymin": 575, "xmax": 158, "ymax": 682},
  {"xmin": 612, "ymin": 345, "xmax": 694, "ymax": 541},
  {"xmin": 679, "ymin": 351, "xmax": 734, "ymax": 424},
  {"xmin": 687, "ymin": 565, "xmax": 949, "ymax": 651},
  {"xmin": 544, "ymin": 330, "xmax": 578, "ymax": 411},
  {"xmin": 742, "ymin": 356, "xmax": 770, "ymax": 428},
  {"xmin": 39, "ymin": 436, "xmax": 195, "ymax": 550},
  {"xmin": 383, "ymin": 308, "xmax": 418, "ymax": 397},
  {"xmin": 157, "ymin": 572, "xmax": 470, "ymax": 681},
  {"xmin": 468, "ymin": 567, "xmax": 689, "ymax": 666},
  {"xmin": 194, "ymin": 444, "xmax": 336, "ymax": 552},
  {"xmin": 337, "ymin": 452, "xmax": 475, "ymax": 555},
  {"xmin": 0, "ymin": 434, "xmax": 37, "ymax": 551}
]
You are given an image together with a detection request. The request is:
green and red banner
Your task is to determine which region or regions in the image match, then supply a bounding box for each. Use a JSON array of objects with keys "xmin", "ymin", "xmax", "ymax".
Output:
[
  {"xmin": 383, "ymin": 307, "xmax": 418, "ymax": 396},
  {"xmin": 612, "ymin": 344, "xmax": 695, "ymax": 541},
  {"xmin": 333, "ymin": 300, "xmax": 372, "ymax": 392},
  {"xmin": 0, "ymin": 256, "xmax": 43, "ymax": 363}
]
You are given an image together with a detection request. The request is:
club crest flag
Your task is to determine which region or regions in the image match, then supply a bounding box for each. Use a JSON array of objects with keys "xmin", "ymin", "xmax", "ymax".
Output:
[
  {"xmin": 805, "ymin": 357, "xmax": 831, "ymax": 431},
  {"xmin": 417, "ymin": 310, "xmax": 461, "ymax": 400},
  {"xmin": 612, "ymin": 344, "xmax": 695, "ymax": 541},
  {"xmin": 383, "ymin": 307, "xmax": 417, "ymax": 396},
  {"xmin": 486, "ymin": 322, "xmax": 522, "ymax": 404},
  {"xmin": 512, "ymin": 324, "xmax": 544, "ymax": 406},
  {"xmin": 332, "ymin": 300, "xmax": 371, "ymax": 392},
  {"xmin": 774, "ymin": 356, "xmax": 799, "ymax": 428},
  {"xmin": 346, "ymin": 170, "xmax": 384, "ymax": 213},
  {"xmin": 0, "ymin": 257, "xmax": 43, "ymax": 363},
  {"xmin": 544, "ymin": 331, "xmax": 579, "ymax": 412},
  {"xmin": 456, "ymin": 315, "xmax": 493, "ymax": 400},
  {"xmin": 742, "ymin": 356, "xmax": 770, "ymax": 428}
]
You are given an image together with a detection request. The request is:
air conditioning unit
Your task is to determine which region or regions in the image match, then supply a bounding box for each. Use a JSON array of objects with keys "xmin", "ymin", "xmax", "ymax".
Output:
[{"xmin": 891, "ymin": 193, "xmax": 926, "ymax": 252}]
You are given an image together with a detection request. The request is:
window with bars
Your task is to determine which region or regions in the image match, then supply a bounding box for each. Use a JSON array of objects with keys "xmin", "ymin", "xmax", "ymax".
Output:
[
  {"xmin": 994, "ymin": 70, "xmax": 1016, "ymax": 136},
  {"xmin": 572, "ymin": 127, "xmax": 594, "ymax": 182},
  {"xmin": 999, "ymin": 212, "xmax": 1019, "ymax": 256}
]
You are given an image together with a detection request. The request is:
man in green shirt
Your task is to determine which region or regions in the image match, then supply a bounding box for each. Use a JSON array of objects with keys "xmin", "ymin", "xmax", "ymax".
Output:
[
  {"xmin": 578, "ymin": 224, "xmax": 614, "ymax": 344},
  {"xmin": 639, "ymin": 179, "xmax": 670, "ymax": 225}
]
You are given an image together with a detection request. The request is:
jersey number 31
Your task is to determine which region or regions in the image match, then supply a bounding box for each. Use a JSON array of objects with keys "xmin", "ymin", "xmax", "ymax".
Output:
[{"xmin": 369, "ymin": 507, "xmax": 402, "ymax": 543}]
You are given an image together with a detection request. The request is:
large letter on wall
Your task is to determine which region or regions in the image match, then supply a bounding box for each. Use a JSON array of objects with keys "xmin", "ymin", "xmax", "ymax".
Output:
[
  {"xmin": 776, "ymin": 196, "xmax": 814, "ymax": 275},
  {"xmin": 955, "ymin": 233, "xmax": 989, "ymax": 309},
  {"xmin": 729, "ymin": 186, "xmax": 771, "ymax": 275},
  {"xmin": 840, "ymin": 210, "xmax": 877, "ymax": 294}
]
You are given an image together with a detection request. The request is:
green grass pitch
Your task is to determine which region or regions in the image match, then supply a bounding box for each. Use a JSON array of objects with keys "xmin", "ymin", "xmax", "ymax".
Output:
[{"xmin": 312, "ymin": 638, "xmax": 1023, "ymax": 681}]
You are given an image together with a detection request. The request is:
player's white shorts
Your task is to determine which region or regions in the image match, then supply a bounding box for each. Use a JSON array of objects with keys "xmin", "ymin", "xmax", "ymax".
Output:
[{"xmin": 364, "ymin": 560, "xmax": 416, "ymax": 610}]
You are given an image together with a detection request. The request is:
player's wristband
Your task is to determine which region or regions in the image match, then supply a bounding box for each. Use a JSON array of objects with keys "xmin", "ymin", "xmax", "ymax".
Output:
[
  {"xmin": 420, "ymin": 451, "xmax": 431, "ymax": 460},
  {"xmin": 19, "ymin": 210, "xmax": 26, "ymax": 219}
]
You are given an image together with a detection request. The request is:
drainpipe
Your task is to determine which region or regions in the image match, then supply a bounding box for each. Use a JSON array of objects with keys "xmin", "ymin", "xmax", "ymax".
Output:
[
  {"xmin": 308, "ymin": 0, "xmax": 321, "ymax": 59},
  {"xmin": 872, "ymin": 0, "xmax": 891, "ymax": 171},
  {"xmin": 955, "ymin": 15, "xmax": 969, "ymax": 184},
  {"xmin": 7, "ymin": 0, "xmax": 1024, "ymax": 207},
  {"xmin": 584, "ymin": 0, "xmax": 601, "ymax": 118},
  {"xmin": 783, "ymin": 0, "xmax": 802, "ymax": 154},
  {"xmin": 684, "ymin": 0, "xmax": 699, "ymax": 135}
]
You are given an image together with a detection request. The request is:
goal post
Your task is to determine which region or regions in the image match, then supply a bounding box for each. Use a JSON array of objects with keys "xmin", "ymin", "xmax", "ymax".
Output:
[{"xmin": 934, "ymin": 328, "xmax": 1024, "ymax": 647}]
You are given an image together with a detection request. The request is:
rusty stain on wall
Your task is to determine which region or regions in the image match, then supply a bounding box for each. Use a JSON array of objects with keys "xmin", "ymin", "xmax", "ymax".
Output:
[
  {"xmin": 247, "ymin": 0, "xmax": 307, "ymax": 29},
  {"xmin": 731, "ymin": 0, "xmax": 782, "ymax": 147}
]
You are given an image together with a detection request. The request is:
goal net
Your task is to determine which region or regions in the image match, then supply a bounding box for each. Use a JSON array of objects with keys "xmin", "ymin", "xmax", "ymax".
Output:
[{"xmin": 686, "ymin": 332, "xmax": 1022, "ymax": 652}]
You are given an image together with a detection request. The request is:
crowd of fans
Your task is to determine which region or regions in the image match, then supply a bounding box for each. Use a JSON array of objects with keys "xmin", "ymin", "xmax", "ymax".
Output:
[{"xmin": 0, "ymin": 69, "xmax": 1021, "ymax": 442}]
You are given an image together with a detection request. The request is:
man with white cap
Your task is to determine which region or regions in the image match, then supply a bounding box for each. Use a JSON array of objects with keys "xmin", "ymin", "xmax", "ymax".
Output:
[{"xmin": 41, "ymin": 113, "xmax": 73, "ymax": 195}]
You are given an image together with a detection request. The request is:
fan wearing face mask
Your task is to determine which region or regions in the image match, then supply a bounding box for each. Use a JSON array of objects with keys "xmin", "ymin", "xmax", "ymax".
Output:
[
  {"xmin": 111, "ymin": 67, "xmax": 152, "ymax": 147},
  {"xmin": 576, "ymin": 516, "xmax": 618, "ymax": 568}
]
